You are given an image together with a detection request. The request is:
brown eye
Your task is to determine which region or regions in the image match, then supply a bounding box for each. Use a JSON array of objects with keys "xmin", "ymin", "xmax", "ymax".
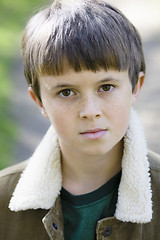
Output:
[
  {"xmin": 59, "ymin": 89, "xmax": 74, "ymax": 97},
  {"xmin": 100, "ymin": 84, "xmax": 113, "ymax": 92}
]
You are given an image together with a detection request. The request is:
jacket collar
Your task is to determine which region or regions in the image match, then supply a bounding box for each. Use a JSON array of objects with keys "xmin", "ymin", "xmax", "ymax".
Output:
[{"xmin": 9, "ymin": 108, "xmax": 152, "ymax": 223}]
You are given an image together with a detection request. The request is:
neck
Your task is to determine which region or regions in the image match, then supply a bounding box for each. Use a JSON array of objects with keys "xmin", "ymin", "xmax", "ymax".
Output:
[{"xmin": 61, "ymin": 140, "xmax": 123, "ymax": 195}]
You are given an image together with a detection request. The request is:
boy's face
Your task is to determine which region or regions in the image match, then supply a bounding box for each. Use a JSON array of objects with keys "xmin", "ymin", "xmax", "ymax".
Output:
[{"xmin": 30, "ymin": 69, "xmax": 143, "ymax": 157}]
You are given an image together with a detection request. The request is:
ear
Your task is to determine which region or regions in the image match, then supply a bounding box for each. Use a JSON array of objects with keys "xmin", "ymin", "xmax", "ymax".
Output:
[
  {"xmin": 28, "ymin": 86, "xmax": 49, "ymax": 118},
  {"xmin": 131, "ymin": 72, "xmax": 145, "ymax": 105}
]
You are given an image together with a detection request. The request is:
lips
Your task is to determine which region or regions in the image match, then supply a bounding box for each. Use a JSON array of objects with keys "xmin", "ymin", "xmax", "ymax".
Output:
[{"xmin": 80, "ymin": 128, "xmax": 107, "ymax": 140}]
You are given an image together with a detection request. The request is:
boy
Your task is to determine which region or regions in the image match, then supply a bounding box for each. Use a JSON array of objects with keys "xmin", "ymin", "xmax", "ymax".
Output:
[{"xmin": 0, "ymin": 0, "xmax": 160, "ymax": 239}]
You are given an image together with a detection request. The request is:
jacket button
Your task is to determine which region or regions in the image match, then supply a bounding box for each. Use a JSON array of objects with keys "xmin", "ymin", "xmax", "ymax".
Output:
[
  {"xmin": 53, "ymin": 223, "xmax": 58, "ymax": 230},
  {"xmin": 103, "ymin": 226, "xmax": 112, "ymax": 237}
]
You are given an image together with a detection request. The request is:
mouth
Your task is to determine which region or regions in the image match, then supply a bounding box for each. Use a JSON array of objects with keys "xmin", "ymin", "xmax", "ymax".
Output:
[{"xmin": 80, "ymin": 128, "xmax": 107, "ymax": 140}]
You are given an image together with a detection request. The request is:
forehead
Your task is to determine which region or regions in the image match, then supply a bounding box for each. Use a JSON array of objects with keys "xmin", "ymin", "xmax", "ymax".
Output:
[{"xmin": 39, "ymin": 69, "xmax": 129, "ymax": 89}]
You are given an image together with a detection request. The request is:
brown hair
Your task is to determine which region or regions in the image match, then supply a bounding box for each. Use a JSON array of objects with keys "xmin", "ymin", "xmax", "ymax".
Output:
[{"xmin": 22, "ymin": 0, "xmax": 145, "ymax": 100}]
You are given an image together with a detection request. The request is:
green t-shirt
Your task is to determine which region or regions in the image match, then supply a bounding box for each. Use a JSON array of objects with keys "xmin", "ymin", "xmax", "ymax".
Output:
[{"xmin": 61, "ymin": 171, "xmax": 121, "ymax": 240}]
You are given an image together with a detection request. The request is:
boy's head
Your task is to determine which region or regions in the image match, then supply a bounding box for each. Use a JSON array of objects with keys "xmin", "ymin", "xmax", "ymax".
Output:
[{"xmin": 22, "ymin": 0, "xmax": 145, "ymax": 101}]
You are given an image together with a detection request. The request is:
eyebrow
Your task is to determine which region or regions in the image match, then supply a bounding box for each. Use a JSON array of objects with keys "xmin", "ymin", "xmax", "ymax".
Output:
[{"xmin": 51, "ymin": 77, "xmax": 119, "ymax": 89}]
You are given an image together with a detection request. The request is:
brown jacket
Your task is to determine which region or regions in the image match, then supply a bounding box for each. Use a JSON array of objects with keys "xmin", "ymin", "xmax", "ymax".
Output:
[{"xmin": 0, "ymin": 151, "xmax": 160, "ymax": 240}]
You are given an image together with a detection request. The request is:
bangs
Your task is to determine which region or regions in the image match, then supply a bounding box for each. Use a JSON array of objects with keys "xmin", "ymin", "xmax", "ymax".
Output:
[{"xmin": 34, "ymin": 11, "xmax": 131, "ymax": 77}]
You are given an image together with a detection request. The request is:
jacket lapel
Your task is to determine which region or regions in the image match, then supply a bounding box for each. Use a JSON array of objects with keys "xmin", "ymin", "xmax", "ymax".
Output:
[{"xmin": 42, "ymin": 197, "xmax": 64, "ymax": 240}]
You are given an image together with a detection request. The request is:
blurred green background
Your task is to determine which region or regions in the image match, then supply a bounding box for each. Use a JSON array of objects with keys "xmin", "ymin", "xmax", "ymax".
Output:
[
  {"xmin": 0, "ymin": 0, "xmax": 50, "ymax": 169},
  {"xmin": 0, "ymin": 0, "xmax": 160, "ymax": 169}
]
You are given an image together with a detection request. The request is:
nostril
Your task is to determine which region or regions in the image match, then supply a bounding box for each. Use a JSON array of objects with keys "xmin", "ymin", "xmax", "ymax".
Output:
[
  {"xmin": 81, "ymin": 115, "xmax": 87, "ymax": 119},
  {"xmin": 95, "ymin": 113, "xmax": 101, "ymax": 118},
  {"xmin": 80, "ymin": 111, "xmax": 101, "ymax": 119}
]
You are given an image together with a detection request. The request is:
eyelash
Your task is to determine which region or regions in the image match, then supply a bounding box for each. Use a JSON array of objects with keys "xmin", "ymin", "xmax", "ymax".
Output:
[{"xmin": 58, "ymin": 84, "xmax": 114, "ymax": 98}]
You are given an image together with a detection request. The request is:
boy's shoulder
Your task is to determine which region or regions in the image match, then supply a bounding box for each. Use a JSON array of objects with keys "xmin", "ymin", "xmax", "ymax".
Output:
[
  {"xmin": 148, "ymin": 150, "xmax": 160, "ymax": 171},
  {"xmin": 0, "ymin": 160, "xmax": 28, "ymax": 178},
  {"xmin": 0, "ymin": 160, "xmax": 28, "ymax": 200},
  {"xmin": 148, "ymin": 150, "xmax": 160, "ymax": 196}
]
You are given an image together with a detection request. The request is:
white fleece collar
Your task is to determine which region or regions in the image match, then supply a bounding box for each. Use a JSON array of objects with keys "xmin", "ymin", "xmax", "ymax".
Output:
[{"xmin": 9, "ymin": 108, "xmax": 152, "ymax": 223}]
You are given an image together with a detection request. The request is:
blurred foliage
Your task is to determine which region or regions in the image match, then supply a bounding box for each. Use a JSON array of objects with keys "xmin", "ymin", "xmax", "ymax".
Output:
[{"xmin": 0, "ymin": 0, "xmax": 50, "ymax": 169}]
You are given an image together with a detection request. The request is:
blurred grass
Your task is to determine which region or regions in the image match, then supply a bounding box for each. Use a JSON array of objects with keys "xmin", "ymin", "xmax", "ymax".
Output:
[{"xmin": 0, "ymin": 0, "xmax": 49, "ymax": 169}]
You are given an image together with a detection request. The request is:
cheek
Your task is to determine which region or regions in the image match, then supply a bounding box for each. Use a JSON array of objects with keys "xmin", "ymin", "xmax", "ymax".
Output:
[
  {"xmin": 116, "ymin": 108, "xmax": 130, "ymax": 128},
  {"xmin": 44, "ymin": 102, "xmax": 75, "ymax": 136},
  {"xmin": 110, "ymin": 106, "xmax": 130, "ymax": 125},
  {"xmin": 106, "ymin": 96, "xmax": 132, "ymax": 135},
  {"xmin": 49, "ymin": 109, "xmax": 68, "ymax": 128}
]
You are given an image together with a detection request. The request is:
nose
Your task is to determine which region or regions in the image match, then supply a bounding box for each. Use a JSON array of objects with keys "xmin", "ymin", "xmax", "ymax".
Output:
[{"xmin": 79, "ymin": 95, "xmax": 102, "ymax": 120}]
